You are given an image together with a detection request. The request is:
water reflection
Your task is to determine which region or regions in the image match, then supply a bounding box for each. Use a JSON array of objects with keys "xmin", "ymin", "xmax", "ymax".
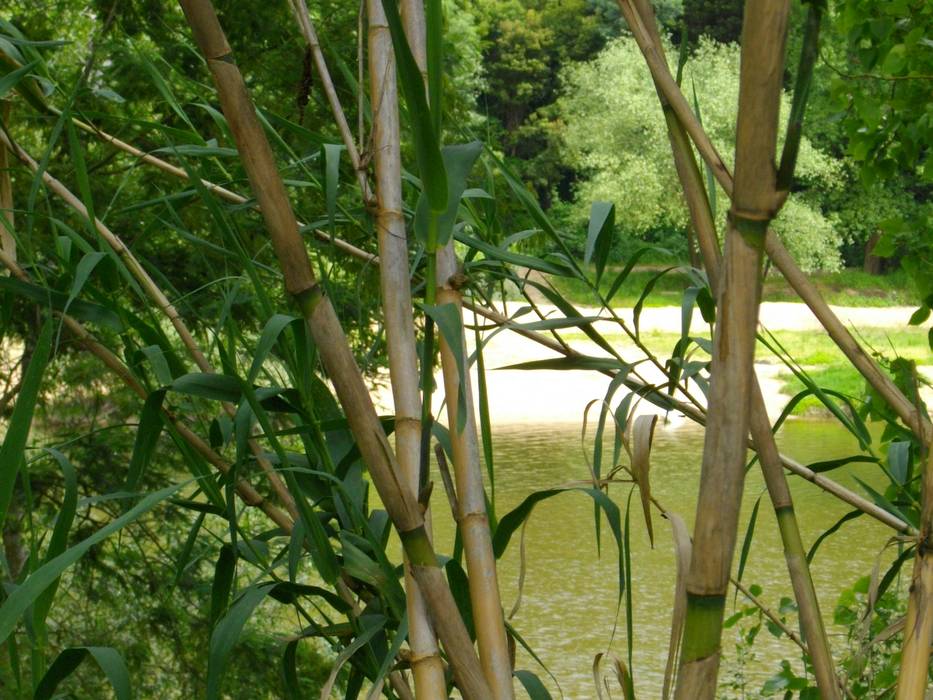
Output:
[{"xmin": 427, "ymin": 419, "xmax": 893, "ymax": 698}]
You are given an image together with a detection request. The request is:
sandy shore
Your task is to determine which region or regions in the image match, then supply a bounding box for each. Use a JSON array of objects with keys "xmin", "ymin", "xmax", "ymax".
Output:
[{"xmin": 373, "ymin": 302, "xmax": 931, "ymax": 426}]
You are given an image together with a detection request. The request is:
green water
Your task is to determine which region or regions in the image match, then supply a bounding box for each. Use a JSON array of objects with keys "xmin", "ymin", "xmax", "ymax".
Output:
[{"xmin": 427, "ymin": 419, "xmax": 894, "ymax": 699}]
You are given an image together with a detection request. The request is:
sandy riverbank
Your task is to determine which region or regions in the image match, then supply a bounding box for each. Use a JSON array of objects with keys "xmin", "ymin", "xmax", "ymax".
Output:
[{"xmin": 373, "ymin": 302, "xmax": 932, "ymax": 426}]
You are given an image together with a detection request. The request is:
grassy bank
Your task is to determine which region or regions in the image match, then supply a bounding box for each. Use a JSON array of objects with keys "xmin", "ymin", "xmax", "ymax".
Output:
[{"xmin": 550, "ymin": 266, "xmax": 920, "ymax": 309}]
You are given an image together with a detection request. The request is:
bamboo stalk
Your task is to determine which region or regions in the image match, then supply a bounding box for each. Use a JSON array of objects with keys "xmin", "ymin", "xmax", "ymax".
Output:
[
  {"xmin": 366, "ymin": 0, "xmax": 447, "ymax": 695},
  {"xmin": 0, "ymin": 102, "xmax": 14, "ymax": 264},
  {"xmin": 675, "ymin": 2, "xmax": 791, "ymax": 695},
  {"xmin": 623, "ymin": 1, "xmax": 840, "ymax": 695},
  {"xmin": 176, "ymin": 3, "xmax": 489, "ymax": 695},
  {"xmin": 0, "ymin": 131, "xmax": 300, "ymax": 522},
  {"xmin": 398, "ymin": 0, "xmax": 514, "ymax": 694},
  {"xmin": 58, "ymin": 107, "xmax": 915, "ymax": 538},
  {"xmin": 615, "ymin": 0, "xmax": 932, "ymax": 446},
  {"xmin": 897, "ymin": 443, "xmax": 933, "ymax": 699}
]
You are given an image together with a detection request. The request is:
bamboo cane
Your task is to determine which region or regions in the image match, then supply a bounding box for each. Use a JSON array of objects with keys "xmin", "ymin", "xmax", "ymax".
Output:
[
  {"xmin": 365, "ymin": 0, "xmax": 447, "ymax": 694},
  {"xmin": 622, "ymin": 1, "xmax": 840, "ymax": 695},
  {"xmin": 0, "ymin": 102, "xmax": 13, "ymax": 264},
  {"xmin": 398, "ymin": 0, "xmax": 514, "ymax": 695},
  {"xmin": 56, "ymin": 109, "xmax": 916, "ymax": 538},
  {"xmin": 674, "ymin": 2, "xmax": 791, "ymax": 695},
  {"xmin": 615, "ymin": 0, "xmax": 932, "ymax": 447},
  {"xmin": 176, "ymin": 2, "xmax": 489, "ymax": 695},
  {"xmin": 896, "ymin": 442, "xmax": 933, "ymax": 699},
  {"xmin": 0, "ymin": 130, "xmax": 300, "ymax": 523}
]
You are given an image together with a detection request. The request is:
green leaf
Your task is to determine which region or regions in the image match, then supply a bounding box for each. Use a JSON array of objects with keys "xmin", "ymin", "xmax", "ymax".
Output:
[
  {"xmin": 0, "ymin": 276, "xmax": 123, "ymax": 330},
  {"xmin": 415, "ymin": 141, "xmax": 483, "ymax": 248},
  {"xmin": 322, "ymin": 143, "xmax": 342, "ymax": 237},
  {"xmin": 378, "ymin": 0, "xmax": 447, "ymax": 211},
  {"xmin": 585, "ymin": 201, "xmax": 615, "ymax": 284},
  {"xmin": 248, "ymin": 314, "xmax": 300, "ymax": 384},
  {"xmin": 514, "ymin": 669, "xmax": 553, "ymax": 699},
  {"xmin": 171, "ymin": 372, "xmax": 242, "ymax": 402},
  {"xmin": 0, "ymin": 481, "xmax": 184, "ymax": 645},
  {"xmin": 34, "ymin": 646, "xmax": 131, "ymax": 700},
  {"xmin": 32, "ymin": 448, "xmax": 78, "ymax": 629},
  {"xmin": 125, "ymin": 390, "xmax": 166, "ymax": 493},
  {"xmin": 736, "ymin": 495, "xmax": 761, "ymax": 588},
  {"xmin": 494, "ymin": 487, "xmax": 625, "ymax": 604},
  {"xmin": 207, "ymin": 583, "xmax": 275, "ymax": 700},
  {"xmin": 0, "ymin": 59, "xmax": 37, "ymax": 100},
  {"xmin": 423, "ymin": 303, "xmax": 468, "ymax": 432},
  {"xmin": 458, "ymin": 231, "xmax": 576, "ymax": 277},
  {"xmin": 210, "ymin": 545, "xmax": 237, "ymax": 628},
  {"xmin": 0, "ymin": 317, "xmax": 52, "ymax": 533}
]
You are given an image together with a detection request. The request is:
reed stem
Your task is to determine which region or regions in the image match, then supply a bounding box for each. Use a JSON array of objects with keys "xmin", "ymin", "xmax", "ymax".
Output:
[{"xmin": 367, "ymin": 0, "xmax": 447, "ymax": 693}]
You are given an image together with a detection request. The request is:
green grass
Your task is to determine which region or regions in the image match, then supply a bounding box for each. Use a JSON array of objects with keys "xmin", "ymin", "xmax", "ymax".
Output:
[
  {"xmin": 549, "ymin": 265, "xmax": 920, "ymax": 309},
  {"xmin": 777, "ymin": 365, "xmax": 870, "ymax": 415}
]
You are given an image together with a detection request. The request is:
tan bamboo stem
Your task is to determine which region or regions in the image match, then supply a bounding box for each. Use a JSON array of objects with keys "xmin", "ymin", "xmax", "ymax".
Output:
[
  {"xmin": 0, "ymin": 131, "xmax": 299, "ymax": 521},
  {"xmin": 897, "ymin": 444, "xmax": 933, "ymax": 699},
  {"xmin": 398, "ymin": 0, "xmax": 514, "ymax": 693},
  {"xmin": 616, "ymin": 0, "xmax": 931, "ymax": 446},
  {"xmin": 177, "ymin": 2, "xmax": 489, "ymax": 695},
  {"xmin": 288, "ymin": 0, "xmax": 373, "ymax": 202},
  {"xmin": 675, "ymin": 2, "xmax": 791, "ymax": 695},
  {"xmin": 0, "ymin": 102, "xmax": 14, "ymax": 263},
  {"xmin": 59, "ymin": 110, "xmax": 914, "ymax": 538},
  {"xmin": 437, "ymin": 247, "xmax": 515, "ymax": 699},
  {"xmin": 624, "ymin": 1, "xmax": 839, "ymax": 695},
  {"xmin": 367, "ymin": 0, "xmax": 447, "ymax": 695}
]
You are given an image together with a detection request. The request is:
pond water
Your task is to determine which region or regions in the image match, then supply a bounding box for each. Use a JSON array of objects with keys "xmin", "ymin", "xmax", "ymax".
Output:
[{"xmin": 426, "ymin": 418, "xmax": 896, "ymax": 699}]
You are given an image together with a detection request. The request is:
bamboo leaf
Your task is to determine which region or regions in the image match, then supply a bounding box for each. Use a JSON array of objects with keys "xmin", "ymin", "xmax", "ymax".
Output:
[
  {"xmin": 736, "ymin": 495, "xmax": 761, "ymax": 588},
  {"xmin": 207, "ymin": 583, "xmax": 275, "ymax": 700},
  {"xmin": 125, "ymin": 390, "xmax": 166, "ymax": 493},
  {"xmin": 514, "ymin": 669, "xmax": 553, "ymax": 699},
  {"xmin": 32, "ymin": 448, "xmax": 78, "ymax": 629},
  {"xmin": 807, "ymin": 510, "xmax": 862, "ymax": 563},
  {"xmin": 497, "ymin": 356, "xmax": 626, "ymax": 372},
  {"xmin": 630, "ymin": 414, "xmax": 657, "ymax": 546},
  {"xmin": 423, "ymin": 302, "xmax": 468, "ymax": 432},
  {"xmin": 633, "ymin": 267, "xmax": 679, "ymax": 337},
  {"xmin": 171, "ymin": 372, "xmax": 242, "ymax": 402},
  {"xmin": 0, "ymin": 59, "xmax": 37, "ymax": 100},
  {"xmin": 322, "ymin": 143, "xmax": 342, "ymax": 237},
  {"xmin": 0, "ymin": 317, "xmax": 52, "ymax": 533},
  {"xmin": 0, "ymin": 276, "xmax": 122, "ymax": 330},
  {"xmin": 248, "ymin": 314, "xmax": 300, "ymax": 384},
  {"xmin": 414, "ymin": 141, "xmax": 482, "ymax": 248},
  {"xmin": 318, "ymin": 617, "xmax": 385, "ymax": 700},
  {"xmin": 0, "ymin": 481, "xmax": 184, "ymax": 645},
  {"xmin": 458, "ymin": 231, "xmax": 576, "ymax": 277},
  {"xmin": 210, "ymin": 545, "xmax": 237, "ymax": 628},
  {"xmin": 493, "ymin": 487, "xmax": 625, "ymax": 603},
  {"xmin": 377, "ymin": 0, "xmax": 446, "ymax": 211},
  {"xmin": 605, "ymin": 246, "xmax": 670, "ymax": 303},
  {"xmin": 585, "ymin": 201, "xmax": 615, "ymax": 284},
  {"xmin": 34, "ymin": 646, "xmax": 131, "ymax": 700},
  {"xmin": 663, "ymin": 512, "xmax": 691, "ymax": 700}
]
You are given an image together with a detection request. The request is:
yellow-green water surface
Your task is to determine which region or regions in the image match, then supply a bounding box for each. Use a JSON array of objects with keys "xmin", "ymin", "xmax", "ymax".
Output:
[{"xmin": 426, "ymin": 418, "xmax": 895, "ymax": 698}]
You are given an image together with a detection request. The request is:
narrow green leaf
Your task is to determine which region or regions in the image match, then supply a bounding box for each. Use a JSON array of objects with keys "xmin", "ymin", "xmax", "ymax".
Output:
[
  {"xmin": 736, "ymin": 495, "xmax": 761, "ymax": 588},
  {"xmin": 378, "ymin": 0, "xmax": 446, "ymax": 210},
  {"xmin": 32, "ymin": 448, "xmax": 78, "ymax": 628},
  {"xmin": 585, "ymin": 201, "xmax": 615, "ymax": 284},
  {"xmin": 322, "ymin": 144, "xmax": 342, "ymax": 237},
  {"xmin": 210, "ymin": 545, "xmax": 237, "ymax": 628},
  {"xmin": 171, "ymin": 372, "xmax": 241, "ymax": 402},
  {"xmin": 207, "ymin": 583, "xmax": 275, "ymax": 700},
  {"xmin": 515, "ymin": 669, "xmax": 553, "ymax": 699},
  {"xmin": 0, "ymin": 276, "xmax": 123, "ymax": 330},
  {"xmin": 423, "ymin": 303, "xmax": 468, "ymax": 432},
  {"xmin": 0, "ymin": 317, "xmax": 52, "ymax": 532},
  {"xmin": 415, "ymin": 141, "xmax": 483, "ymax": 247},
  {"xmin": 125, "ymin": 390, "xmax": 166, "ymax": 493},
  {"xmin": 34, "ymin": 646, "xmax": 131, "ymax": 700},
  {"xmin": 0, "ymin": 481, "xmax": 184, "ymax": 645},
  {"xmin": 248, "ymin": 314, "xmax": 300, "ymax": 384}
]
